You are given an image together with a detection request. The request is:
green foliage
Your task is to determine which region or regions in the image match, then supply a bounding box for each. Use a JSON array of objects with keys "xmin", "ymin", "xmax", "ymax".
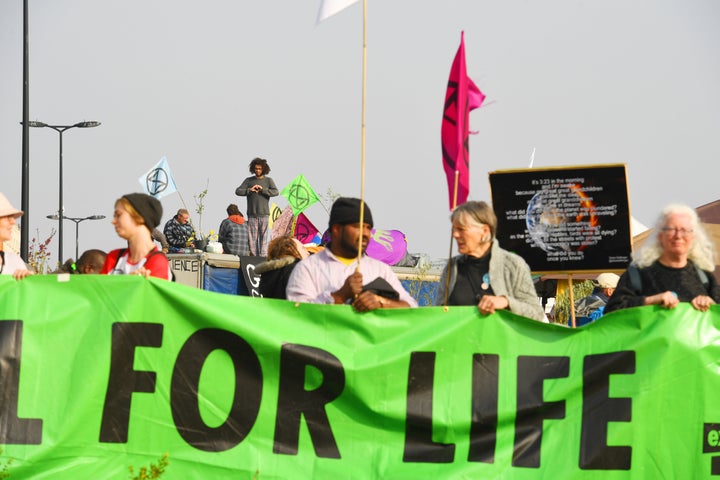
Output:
[
  {"xmin": 0, "ymin": 447, "xmax": 14, "ymax": 479},
  {"xmin": 320, "ymin": 187, "xmax": 341, "ymax": 213},
  {"xmin": 404, "ymin": 262, "xmax": 429, "ymax": 296},
  {"xmin": 402, "ymin": 261, "xmax": 439, "ymax": 306},
  {"xmin": 128, "ymin": 453, "xmax": 169, "ymax": 480},
  {"xmin": 553, "ymin": 279, "xmax": 594, "ymax": 325},
  {"xmin": 192, "ymin": 179, "xmax": 210, "ymax": 239}
]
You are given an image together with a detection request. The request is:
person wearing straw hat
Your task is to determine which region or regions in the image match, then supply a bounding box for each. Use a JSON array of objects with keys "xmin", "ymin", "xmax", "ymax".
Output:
[
  {"xmin": 0, "ymin": 192, "xmax": 33, "ymax": 279},
  {"xmin": 101, "ymin": 193, "xmax": 172, "ymax": 280},
  {"xmin": 571, "ymin": 273, "xmax": 619, "ymax": 326},
  {"xmin": 286, "ymin": 197, "xmax": 417, "ymax": 311}
]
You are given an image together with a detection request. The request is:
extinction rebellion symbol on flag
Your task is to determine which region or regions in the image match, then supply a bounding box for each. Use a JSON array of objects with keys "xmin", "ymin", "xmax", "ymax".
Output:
[
  {"xmin": 286, "ymin": 185, "xmax": 313, "ymax": 211},
  {"xmin": 281, "ymin": 174, "xmax": 319, "ymax": 215},
  {"xmin": 146, "ymin": 168, "xmax": 169, "ymax": 196},
  {"xmin": 138, "ymin": 157, "xmax": 178, "ymax": 199}
]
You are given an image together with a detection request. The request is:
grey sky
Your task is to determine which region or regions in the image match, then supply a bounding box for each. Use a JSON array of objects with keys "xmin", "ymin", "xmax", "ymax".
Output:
[{"xmin": 2, "ymin": 0, "xmax": 719, "ymax": 266}]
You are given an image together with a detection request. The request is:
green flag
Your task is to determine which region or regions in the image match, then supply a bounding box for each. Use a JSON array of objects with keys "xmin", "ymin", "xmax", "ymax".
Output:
[{"xmin": 281, "ymin": 174, "xmax": 319, "ymax": 215}]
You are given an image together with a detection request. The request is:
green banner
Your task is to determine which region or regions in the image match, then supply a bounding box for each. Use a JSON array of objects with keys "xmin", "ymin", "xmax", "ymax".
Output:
[{"xmin": 1, "ymin": 275, "xmax": 719, "ymax": 479}]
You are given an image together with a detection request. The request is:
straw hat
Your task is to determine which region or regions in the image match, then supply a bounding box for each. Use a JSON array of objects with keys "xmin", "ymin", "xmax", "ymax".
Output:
[
  {"xmin": 594, "ymin": 273, "xmax": 620, "ymax": 289},
  {"xmin": 0, "ymin": 193, "xmax": 23, "ymax": 219}
]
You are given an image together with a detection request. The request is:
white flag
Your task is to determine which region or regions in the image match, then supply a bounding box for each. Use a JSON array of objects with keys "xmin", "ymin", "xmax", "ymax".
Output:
[
  {"xmin": 317, "ymin": 0, "xmax": 360, "ymax": 23},
  {"xmin": 138, "ymin": 156, "xmax": 178, "ymax": 199}
]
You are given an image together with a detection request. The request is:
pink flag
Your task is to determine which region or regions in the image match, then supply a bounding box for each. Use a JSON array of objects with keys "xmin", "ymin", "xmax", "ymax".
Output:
[
  {"xmin": 294, "ymin": 213, "xmax": 320, "ymax": 244},
  {"xmin": 441, "ymin": 32, "xmax": 485, "ymax": 210}
]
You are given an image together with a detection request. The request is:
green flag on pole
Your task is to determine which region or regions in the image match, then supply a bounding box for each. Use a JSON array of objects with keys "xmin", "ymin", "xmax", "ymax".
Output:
[{"xmin": 281, "ymin": 174, "xmax": 319, "ymax": 215}]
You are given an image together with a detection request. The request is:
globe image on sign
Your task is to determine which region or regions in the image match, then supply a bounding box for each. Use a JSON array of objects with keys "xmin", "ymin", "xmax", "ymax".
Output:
[{"xmin": 525, "ymin": 184, "xmax": 599, "ymax": 253}]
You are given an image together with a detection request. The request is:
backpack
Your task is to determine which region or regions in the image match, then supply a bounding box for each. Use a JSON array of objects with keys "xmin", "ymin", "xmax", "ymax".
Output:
[{"xmin": 113, "ymin": 248, "xmax": 175, "ymax": 282}]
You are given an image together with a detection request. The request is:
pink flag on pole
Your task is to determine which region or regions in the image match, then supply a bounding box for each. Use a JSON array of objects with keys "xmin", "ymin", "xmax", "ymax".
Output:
[
  {"xmin": 441, "ymin": 32, "xmax": 485, "ymax": 210},
  {"xmin": 294, "ymin": 213, "xmax": 320, "ymax": 244}
]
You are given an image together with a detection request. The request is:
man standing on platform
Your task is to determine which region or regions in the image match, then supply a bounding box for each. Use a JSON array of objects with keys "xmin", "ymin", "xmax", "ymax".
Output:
[{"xmin": 235, "ymin": 157, "xmax": 279, "ymax": 257}]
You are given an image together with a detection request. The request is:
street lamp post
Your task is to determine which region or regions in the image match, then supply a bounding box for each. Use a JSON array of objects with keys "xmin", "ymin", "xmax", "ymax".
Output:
[
  {"xmin": 27, "ymin": 120, "xmax": 101, "ymax": 264},
  {"xmin": 46, "ymin": 214, "xmax": 106, "ymax": 261}
]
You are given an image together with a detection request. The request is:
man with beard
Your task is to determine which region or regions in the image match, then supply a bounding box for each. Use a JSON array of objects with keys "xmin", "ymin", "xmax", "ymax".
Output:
[
  {"xmin": 235, "ymin": 157, "xmax": 279, "ymax": 256},
  {"xmin": 286, "ymin": 197, "xmax": 417, "ymax": 311}
]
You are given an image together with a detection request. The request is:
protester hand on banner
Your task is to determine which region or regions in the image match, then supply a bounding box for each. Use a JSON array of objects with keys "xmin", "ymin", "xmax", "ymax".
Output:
[
  {"xmin": 351, "ymin": 291, "xmax": 389, "ymax": 312},
  {"xmin": 644, "ymin": 291, "xmax": 680, "ymax": 309},
  {"xmin": 12, "ymin": 268, "xmax": 34, "ymax": 280},
  {"xmin": 639, "ymin": 289, "xmax": 709, "ymax": 311},
  {"xmin": 132, "ymin": 266, "xmax": 153, "ymax": 279},
  {"xmin": 478, "ymin": 295, "xmax": 509, "ymax": 316},
  {"xmin": 691, "ymin": 294, "xmax": 715, "ymax": 312}
]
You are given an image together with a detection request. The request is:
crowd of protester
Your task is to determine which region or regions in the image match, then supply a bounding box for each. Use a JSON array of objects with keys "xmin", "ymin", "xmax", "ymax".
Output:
[{"xmin": 3, "ymin": 183, "xmax": 718, "ymax": 323}]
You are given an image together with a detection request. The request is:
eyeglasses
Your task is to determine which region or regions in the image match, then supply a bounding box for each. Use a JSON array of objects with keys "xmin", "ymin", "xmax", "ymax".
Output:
[{"xmin": 661, "ymin": 227, "xmax": 693, "ymax": 236}]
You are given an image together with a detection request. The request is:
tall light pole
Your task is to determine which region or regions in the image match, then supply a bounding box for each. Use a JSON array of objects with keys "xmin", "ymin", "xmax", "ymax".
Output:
[
  {"xmin": 27, "ymin": 120, "xmax": 101, "ymax": 264},
  {"xmin": 46, "ymin": 214, "xmax": 106, "ymax": 261},
  {"xmin": 21, "ymin": 0, "xmax": 30, "ymax": 262}
]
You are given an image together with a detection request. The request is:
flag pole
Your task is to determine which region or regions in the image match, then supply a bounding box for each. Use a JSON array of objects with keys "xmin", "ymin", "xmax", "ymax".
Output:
[
  {"xmin": 356, "ymin": 0, "xmax": 368, "ymax": 271},
  {"xmin": 175, "ymin": 190, "xmax": 198, "ymax": 241},
  {"xmin": 443, "ymin": 171, "xmax": 460, "ymax": 306}
]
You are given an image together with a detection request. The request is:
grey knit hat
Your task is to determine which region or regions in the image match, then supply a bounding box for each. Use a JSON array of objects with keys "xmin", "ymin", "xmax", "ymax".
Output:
[{"xmin": 122, "ymin": 193, "xmax": 163, "ymax": 230}]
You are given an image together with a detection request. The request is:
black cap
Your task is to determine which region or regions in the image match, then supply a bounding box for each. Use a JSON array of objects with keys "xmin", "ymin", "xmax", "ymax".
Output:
[
  {"xmin": 123, "ymin": 193, "xmax": 163, "ymax": 230},
  {"xmin": 328, "ymin": 197, "xmax": 373, "ymax": 228}
]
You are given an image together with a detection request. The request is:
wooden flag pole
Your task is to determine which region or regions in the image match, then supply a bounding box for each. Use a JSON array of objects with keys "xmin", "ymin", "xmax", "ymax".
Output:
[
  {"xmin": 175, "ymin": 191, "xmax": 199, "ymax": 244},
  {"xmin": 568, "ymin": 274, "xmax": 577, "ymax": 328},
  {"xmin": 443, "ymin": 171, "xmax": 461, "ymax": 307}
]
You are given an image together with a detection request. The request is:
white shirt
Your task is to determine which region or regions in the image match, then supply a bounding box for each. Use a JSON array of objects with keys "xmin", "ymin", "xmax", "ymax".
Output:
[
  {"xmin": 0, "ymin": 251, "xmax": 28, "ymax": 275},
  {"xmin": 286, "ymin": 248, "xmax": 418, "ymax": 307}
]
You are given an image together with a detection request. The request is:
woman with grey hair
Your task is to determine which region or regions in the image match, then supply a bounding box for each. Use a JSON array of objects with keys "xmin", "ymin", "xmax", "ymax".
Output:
[
  {"xmin": 435, "ymin": 201, "xmax": 546, "ymax": 322},
  {"xmin": 605, "ymin": 203, "xmax": 720, "ymax": 313}
]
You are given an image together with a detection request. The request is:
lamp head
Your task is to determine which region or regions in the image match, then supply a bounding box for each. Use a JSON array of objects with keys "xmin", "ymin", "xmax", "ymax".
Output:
[
  {"xmin": 75, "ymin": 121, "xmax": 101, "ymax": 128},
  {"xmin": 24, "ymin": 121, "xmax": 48, "ymax": 128}
]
